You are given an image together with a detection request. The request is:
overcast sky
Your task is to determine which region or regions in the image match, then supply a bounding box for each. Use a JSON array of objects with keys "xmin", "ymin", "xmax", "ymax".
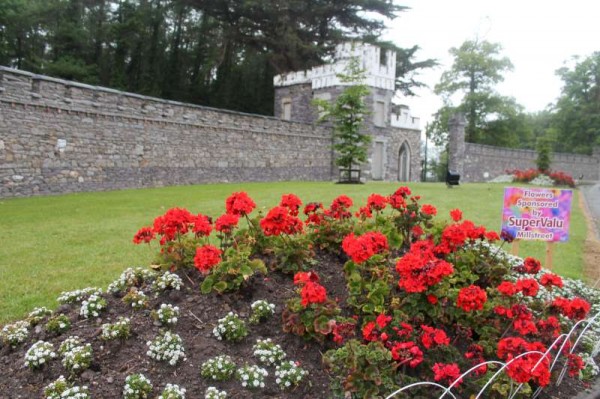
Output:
[{"xmin": 385, "ymin": 0, "xmax": 600, "ymax": 132}]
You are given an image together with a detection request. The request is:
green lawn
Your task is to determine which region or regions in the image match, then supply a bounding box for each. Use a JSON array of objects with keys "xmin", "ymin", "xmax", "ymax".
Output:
[{"xmin": 0, "ymin": 182, "xmax": 587, "ymax": 324}]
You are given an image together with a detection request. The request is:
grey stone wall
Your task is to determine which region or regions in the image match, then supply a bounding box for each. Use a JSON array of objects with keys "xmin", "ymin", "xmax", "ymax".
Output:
[
  {"xmin": 463, "ymin": 143, "xmax": 599, "ymax": 182},
  {"xmin": 446, "ymin": 112, "xmax": 600, "ymax": 182},
  {"xmin": 0, "ymin": 67, "xmax": 334, "ymax": 198}
]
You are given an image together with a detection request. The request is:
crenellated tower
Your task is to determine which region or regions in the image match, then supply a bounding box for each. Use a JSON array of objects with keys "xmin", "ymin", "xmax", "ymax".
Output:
[{"xmin": 273, "ymin": 42, "xmax": 421, "ymax": 181}]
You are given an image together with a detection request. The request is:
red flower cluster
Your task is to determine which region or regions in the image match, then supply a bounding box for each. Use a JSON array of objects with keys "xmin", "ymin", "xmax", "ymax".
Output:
[
  {"xmin": 329, "ymin": 195, "xmax": 353, "ymax": 219},
  {"xmin": 520, "ymin": 257, "xmax": 541, "ymax": 274},
  {"xmin": 464, "ymin": 344, "xmax": 487, "ymax": 375},
  {"xmin": 341, "ymin": 232, "xmax": 389, "ymax": 263},
  {"xmin": 432, "ymin": 363, "xmax": 462, "ymax": 386},
  {"xmin": 391, "ymin": 341, "xmax": 423, "ymax": 368},
  {"xmin": 548, "ymin": 171, "xmax": 575, "ymax": 188},
  {"xmin": 260, "ymin": 206, "xmax": 303, "ymax": 236},
  {"xmin": 540, "ymin": 273, "xmax": 563, "ymax": 289},
  {"xmin": 362, "ymin": 314, "xmax": 392, "ymax": 342},
  {"xmin": 215, "ymin": 214, "xmax": 240, "ymax": 234},
  {"xmin": 420, "ymin": 325, "xmax": 450, "ymax": 349},
  {"xmin": 507, "ymin": 353, "xmax": 551, "ymax": 386},
  {"xmin": 193, "ymin": 244, "xmax": 222, "ymax": 273},
  {"xmin": 552, "ymin": 297, "xmax": 591, "ymax": 320},
  {"xmin": 133, "ymin": 227, "xmax": 155, "ymax": 244},
  {"xmin": 303, "ymin": 202, "xmax": 323, "ymax": 225},
  {"xmin": 456, "ymin": 285, "xmax": 487, "ymax": 312},
  {"xmin": 421, "ymin": 204, "xmax": 437, "ymax": 216},
  {"xmin": 497, "ymin": 281, "xmax": 518, "ymax": 296},
  {"xmin": 396, "ymin": 240, "xmax": 454, "ymax": 293},
  {"xmin": 435, "ymin": 220, "xmax": 487, "ymax": 254},
  {"xmin": 515, "ymin": 278, "xmax": 540, "ymax": 297},
  {"xmin": 225, "ymin": 192, "xmax": 256, "ymax": 216},
  {"xmin": 449, "ymin": 208, "xmax": 462, "ymax": 222},
  {"xmin": 153, "ymin": 207, "xmax": 194, "ymax": 243},
  {"xmin": 293, "ymin": 271, "xmax": 327, "ymax": 307},
  {"xmin": 366, "ymin": 194, "xmax": 387, "ymax": 211},
  {"xmin": 355, "ymin": 206, "xmax": 373, "ymax": 219},
  {"xmin": 192, "ymin": 213, "xmax": 212, "ymax": 237},
  {"xmin": 567, "ymin": 353, "xmax": 585, "ymax": 377},
  {"xmin": 388, "ymin": 186, "xmax": 411, "ymax": 210},
  {"xmin": 537, "ymin": 316, "xmax": 561, "ymax": 340},
  {"xmin": 280, "ymin": 194, "xmax": 302, "ymax": 216}
]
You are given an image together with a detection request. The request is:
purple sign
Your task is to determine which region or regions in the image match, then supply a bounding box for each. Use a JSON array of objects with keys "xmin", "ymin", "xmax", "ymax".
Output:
[{"xmin": 501, "ymin": 187, "xmax": 573, "ymax": 242}]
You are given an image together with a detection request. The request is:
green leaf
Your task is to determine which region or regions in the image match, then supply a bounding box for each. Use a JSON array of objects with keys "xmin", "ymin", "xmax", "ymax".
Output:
[{"xmin": 200, "ymin": 277, "xmax": 214, "ymax": 294}]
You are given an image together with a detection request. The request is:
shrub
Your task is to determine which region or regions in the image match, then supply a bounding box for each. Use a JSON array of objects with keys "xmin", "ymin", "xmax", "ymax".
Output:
[
  {"xmin": 123, "ymin": 373, "xmax": 153, "ymax": 399},
  {"xmin": 24, "ymin": 340, "xmax": 56, "ymax": 369},
  {"xmin": 0, "ymin": 321, "xmax": 29, "ymax": 347},
  {"xmin": 152, "ymin": 304, "xmax": 180, "ymax": 327},
  {"xmin": 275, "ymin": 360, "xmax": 308, "ymax": 390},
  {"xmin": 158, "ymin": 383, "xmax": 186, "ymax": 399},
  {"xmin": 252, "ymin": 338, "xmax": 286, "ymax": 365},
  {"xmin": 27, "ymin": 307, "xmax": 53, "ymax": 326},
  {"xmin": 101, "ymin": 317, "xmax": 132, "ymax": 341},
  {"xmin": 249, "ymin": 300, "xmax": 276, "ymax": 324},
  {"xmin": 79, "ymin": 293, "xmax": 106, "ymax": 318},
  {"xmin": 212, "ymin": 312, "xmax": 248, "ymax": 342},
  {"xmin": 122, "ymin": 288, "xmax": 149, "ymax": 310},
  {"xmin": 200, "ymin": 355, "xmax": 236, "ymax": 381},
  {"xmin": 45, "ymin": 314, "xmax": 71, "ymax": 334},
  {"xmin": 44, "ymin": 376, "xmax": 90, "ymax": 399},
  {"xmin": 62, "ymin": 343, "xmax": 93, "ymax": 375},
  {"xmin": 204, "ymin": 387, "xmax": 227, "ymax": 399},
  {"xmin": 57, "ymin": 287, "xmax": 102, "ymax": 304},
  {"xmin": 236, "ymin": 364, "xmax": 268, "ymax": 390},
  {"xmin": 146, "ymin": 331, "xmax": 186, "ymax": 366}
]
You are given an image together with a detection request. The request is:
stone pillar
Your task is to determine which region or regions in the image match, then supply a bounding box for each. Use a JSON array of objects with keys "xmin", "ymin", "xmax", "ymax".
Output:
[{"xmin": 448, "ymin": 113, "xmax": 466, "ymax": 178}]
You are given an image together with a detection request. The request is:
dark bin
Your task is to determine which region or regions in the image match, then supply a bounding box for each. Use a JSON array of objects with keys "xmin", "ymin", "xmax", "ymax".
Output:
[{"xmin": 446, "ymin": 170, "xmax": 460, "ymax": 187}]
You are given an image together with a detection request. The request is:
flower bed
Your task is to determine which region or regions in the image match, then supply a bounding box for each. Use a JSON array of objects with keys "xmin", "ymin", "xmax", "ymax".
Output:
[
  {"xmin": 0, "ymin": 188, "xmax": 598, "ymax": 398},
  {"xmin": 503, "ymin": 169, "xmax": 576, "ymax": 187}
]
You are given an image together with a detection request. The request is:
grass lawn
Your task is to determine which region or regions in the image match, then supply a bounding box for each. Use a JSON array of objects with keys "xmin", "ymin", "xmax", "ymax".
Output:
[{"xmin": 0, "ymin": 182, "xmax": 587, "ymax": 324}]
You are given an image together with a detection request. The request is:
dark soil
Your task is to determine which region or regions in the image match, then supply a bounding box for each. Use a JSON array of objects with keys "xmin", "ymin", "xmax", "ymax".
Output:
[{"xmin": 0, "ymin": 250, "xmax": 597, "ymax": 399}]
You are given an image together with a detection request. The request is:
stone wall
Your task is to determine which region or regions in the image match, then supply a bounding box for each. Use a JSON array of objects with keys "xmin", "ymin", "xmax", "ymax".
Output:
[
  {"xmin": 0, "ymin": 67, "xmax": 334, "ymax": 198},
  {"xmin": 463, "ymin": 143, "xmax": 599, "ymax": 182}
]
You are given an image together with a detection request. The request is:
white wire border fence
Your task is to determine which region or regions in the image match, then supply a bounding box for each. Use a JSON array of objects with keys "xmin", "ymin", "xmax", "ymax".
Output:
[{"xmin": 385, "ymin": 310, "xmax": 600, "ymax": 399}]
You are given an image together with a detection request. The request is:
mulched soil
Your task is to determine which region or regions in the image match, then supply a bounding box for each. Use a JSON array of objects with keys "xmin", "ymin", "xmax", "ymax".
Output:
[{"xmin": 0, "ymin": 249, "xmax": 598, "ymax": 398}]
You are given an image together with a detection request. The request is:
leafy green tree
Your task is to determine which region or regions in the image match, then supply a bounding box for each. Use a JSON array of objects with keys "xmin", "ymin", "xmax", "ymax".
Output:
[
  {"xmin": 552, "ymin": 52, "xmax": 600, "ymax": 154},
  {"xmin": 431, "ymin": 39, "xmax": 528, "ymax": 146},
  {"xmin": 313, "ymin": 56, "xmax": 371, "ymax": 181},
  {"xmin": 536, "ymin": 136, "xmax": 553, "ymax": 172}
]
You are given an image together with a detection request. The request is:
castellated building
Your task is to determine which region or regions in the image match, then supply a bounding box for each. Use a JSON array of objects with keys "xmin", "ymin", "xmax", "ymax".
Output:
[{"xmin": 273, "ymin": 42, "xmax": 421, "ymax": 182}]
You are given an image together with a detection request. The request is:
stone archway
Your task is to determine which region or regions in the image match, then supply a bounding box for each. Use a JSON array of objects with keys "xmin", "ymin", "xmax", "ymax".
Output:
[{"xmin": 398, "ymin": 142, "xmax": 410, "ymax": 181}]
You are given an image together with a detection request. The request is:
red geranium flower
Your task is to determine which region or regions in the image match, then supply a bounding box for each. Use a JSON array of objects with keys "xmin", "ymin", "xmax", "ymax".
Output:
[
  {"xmin": 396, "ymin": 240, "xmax": 454, "ymax": 293},
  {"xmin": 432, "ymin": 363, "xmax": 462, "ymax": 386},
  {"xmin": 457, "ymin": 285, "xmax": 487, "ymax": 312},
  {"xmin": 192, "ymin": 213, "xmax": 212, "ymax": 237},
  {"xmin": 260, "ymin": 206, "xmax": 303, "ymax": 236},
  {"xmin": 300, "ymin": 281, "xmax": 327, "ymax": 307},
  {"xmin": 293, "ymin": 271, "xmax": 320, "ymax": 286},
  {"xmin": 133, "ymin": 226, "xmax": 155, "ymax": 244},
  {"xmin": 329, "ymin": 195, "xmax": 353, "ymax": 219},
  {"xmin": 215, "ymin": 213, "xmax": 240, "ymax": 234},
  {"xmin": 421, "ymin": 325, "xmax": 450, "ymax": 349},
  {"xmin": 376, "ymin": 314, "xmax": 392, "ymax": 329},
  {"xmin": 540, "ymin": 273, "xmax": 563, "ymax": 289},
  {"xmin": 225, "ymin": 192, "xmax": 256, "ymax": 216},
  {"xmin": 516, "ymin": 278, "xmax": 539, "ymax": 297},
  {"xmin": 394, "ymin": 186, "xmax": 411, "ymax": 197},
  {"xmin": 450, "ymin": 209, "xmax": 462, "ymax": 222},
  {"xmin": 391, "ymin": 341, "xmax": 423, "ymax": 368},
  {"xmin": 567, "ymin": 354, "xmax": 585, "ymax": 377},
  {"xmin": 153, "ymin": 207, "xmax": 194, "ymax": 242},
  {"xmin": 427, "ymin": 294, "xmax": 438, "ymax": 305},
  {"xmin": 367, "ymin": 194, "xmax": 388, "ymax": 211},
  {"xmin": 521, "ymin": 257, "xmax": 542, "ymax": 274},
  {"xmin": 341, "ymin": 232, "xmax": 389, "ymax": 263},
  {"xmin": 355, "ymin": 206, "xmax": 373, "ymax": 219},
  {"xmin": 193, "ymin": 245, "xmax": 222, "ymax": 273},
  {"xmin": 552, "ymin": 297, "xmax": 591, "ymax": 320},
  {"xmin": 485, "ymin": 231, "xmax": 500, "ymax": 241},
  {"xmin": 497, "ymin": 281, "xmax": 518, "ymax": 296},
  {"xmin": 421, "ymin": 204, "xmax": 437, "ymax": 216},
  {"xmin": 280, "ymin": 193, "xmax": 302, "ymax": 216}
]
